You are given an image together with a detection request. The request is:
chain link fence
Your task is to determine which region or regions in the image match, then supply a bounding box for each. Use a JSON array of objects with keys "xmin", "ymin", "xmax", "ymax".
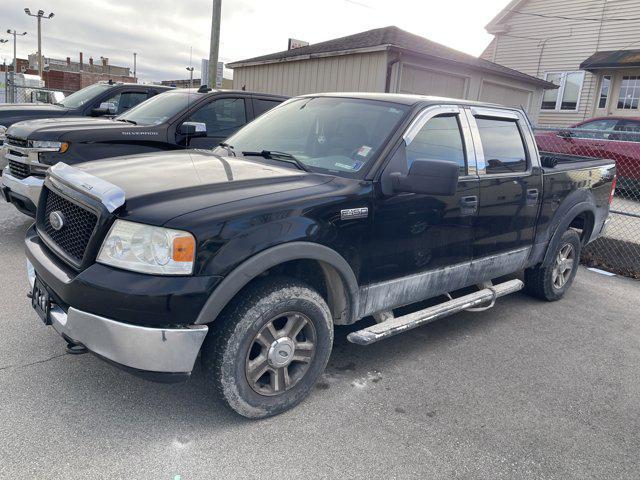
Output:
[
  {"xmin": 3, "ymin": 80, "xmax": 70, "ymax": 104},
  {"xmin": 535, "ymin": 126, "xmax": 640, "ymax": 278}
]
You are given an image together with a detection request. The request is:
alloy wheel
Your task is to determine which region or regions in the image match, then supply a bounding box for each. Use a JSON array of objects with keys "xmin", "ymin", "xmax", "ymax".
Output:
[{"xmin": 245, "ymin": 312, "xmax": 316, "ymax": 396}]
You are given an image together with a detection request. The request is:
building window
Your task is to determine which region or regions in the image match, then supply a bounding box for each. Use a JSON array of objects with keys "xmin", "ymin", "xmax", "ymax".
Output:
[
  {"xmin": 598, "ymin": 75, "xmax": 611, "ymax": 109},
  {"xmin": 541, "ymin": 71, "xmax": 585, "ymax": 111},
  {"xmin": 617, "ymin": 76, "xmax": 640, "ymax": 110}
]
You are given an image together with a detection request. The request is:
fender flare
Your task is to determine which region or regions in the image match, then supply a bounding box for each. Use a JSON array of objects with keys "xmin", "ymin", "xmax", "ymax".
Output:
[
  {"xmin": 194, "ymin": 242, "xmax": 360, "ymax": 325},
  {"xmin": 541, "ymin": 201, "xmax": 596, "ymax": 266}
]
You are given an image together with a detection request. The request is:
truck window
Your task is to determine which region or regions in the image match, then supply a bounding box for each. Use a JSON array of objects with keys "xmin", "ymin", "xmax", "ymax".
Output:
[
  {"xmin": 102, "ymin": 91, "xmax": 148, "ymax": 115},
  {"xmin": 189, "ymin": 98, "xmax": 247, "ymax": 137},
  {"xmin": 253, "ymin": 98, "xmax": 281, "ymax": 117},
  {"xmin": 476, "ymin": 117, "xmax": 527, "ymax": 174},
  {"xmin": 406, "ymin": 114, "xmax": 466, "ymax": 174}
]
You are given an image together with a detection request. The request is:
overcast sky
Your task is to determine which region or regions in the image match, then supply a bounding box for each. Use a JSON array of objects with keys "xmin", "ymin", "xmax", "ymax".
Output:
[{"xmin": 1, "ymin": 0, "xmax": 511, "ymax": 82}]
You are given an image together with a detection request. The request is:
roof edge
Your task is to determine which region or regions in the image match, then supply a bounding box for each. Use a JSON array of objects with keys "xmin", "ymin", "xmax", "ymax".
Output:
[
  {"xmin": 485, "ymin": 0, "xmax": 526, "ymax": 33},
  {"xmin": 227, "ymin": 45, "xmax": 390, "ymax": 68}
]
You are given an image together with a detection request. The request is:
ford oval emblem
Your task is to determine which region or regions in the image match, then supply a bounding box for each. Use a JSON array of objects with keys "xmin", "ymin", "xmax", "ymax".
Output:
[{"xmin": 49, "ymin": 211, "xmax": 65, "ymax": 231}]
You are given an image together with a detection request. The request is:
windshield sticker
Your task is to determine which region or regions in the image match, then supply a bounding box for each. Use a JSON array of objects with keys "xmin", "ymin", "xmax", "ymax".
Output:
[
  {"xmin": 352, "ymin": 160, "xmax": 364, "ymax": 171},
  {"xmin": 357, "ymin": 145, "xmax": 372, "ymax": 157},
  {"xmin": 334, "ymin": 163, "xmax": 354, "ymax": 170}
]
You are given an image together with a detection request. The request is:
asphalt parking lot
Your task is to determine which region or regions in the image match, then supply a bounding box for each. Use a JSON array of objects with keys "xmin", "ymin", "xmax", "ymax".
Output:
[{"xmin": 0, "ymin": 200, "xmax": 638, "ymax": 480}]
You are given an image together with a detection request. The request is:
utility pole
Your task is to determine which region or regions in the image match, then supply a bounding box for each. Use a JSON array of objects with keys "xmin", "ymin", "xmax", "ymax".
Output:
[
  {"xmin": 133, "ymin": 52, "xmax": 137, "ymax": 80},
  {"xmin": 208, "ymin": 0, "xmax": 221, "ymax": 88},
  {"xmin": 24, "ymin": 9, "xmax": 54, "ymax": 79},
  {"xmin": 186, "ymin": 67, "xmax": 194, "ymax": 88},
  {"xmin": 6, "ymin": 29, "xmax": 27, "ymax": 102}
]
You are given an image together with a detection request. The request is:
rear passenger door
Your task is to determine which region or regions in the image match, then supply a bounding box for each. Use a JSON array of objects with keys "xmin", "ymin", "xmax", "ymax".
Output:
[
  {"xmin": 466, "ymin": 107, "xmax": 542, "ymax": 258},
  {"xmin": 185, "ymin": 96, "xmax": 248, "ymax": 149}
]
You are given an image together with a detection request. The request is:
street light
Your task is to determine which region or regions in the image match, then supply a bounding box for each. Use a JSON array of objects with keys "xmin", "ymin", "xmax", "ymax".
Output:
[
  {"xmin": 6, "ymin": 29, "xmax": 27, "ymax": 102},
  {"xmin": 24, "ymin": 8, "xmax": 55, "ymax": 78},
  {"xmin": 186, "ymin": 66, "xmax": 194, "ymax": 88}
]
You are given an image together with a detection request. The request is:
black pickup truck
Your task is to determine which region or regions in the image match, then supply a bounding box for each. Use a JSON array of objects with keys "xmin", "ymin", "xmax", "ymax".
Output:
[
  {"xmin": 0, "ymin": 81, "xmax": 171, "ymax": 142},
  {"xmin": 1, "ymin": 87, "xmax": 285, "ymax": 216},
  {"xmin": 24, "ymin": 93, "xmax": 616, "ymax": 418}
]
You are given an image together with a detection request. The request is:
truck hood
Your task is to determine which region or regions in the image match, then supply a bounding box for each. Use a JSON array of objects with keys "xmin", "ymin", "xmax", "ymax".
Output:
[
  {"xmin": 72, "ymin": 150, "xmax": 331, "ymax": 225},
  {"xmin": 0, "ymin": 103, "xmax": 70, "ymax": 126},
  {"xmin": 7, "ymin": 116, "xmax": 127, "ymax": 140}
]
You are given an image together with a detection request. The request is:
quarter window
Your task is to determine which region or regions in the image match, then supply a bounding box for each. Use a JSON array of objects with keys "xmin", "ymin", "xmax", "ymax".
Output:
[
  {"xmin": 541, "ymin": 71, "xmax": 584, "ymax": 111},
  {"xmin": 476, "ymin": 117, "xmax": 527, "ymax": 174},
  {"xmin": 617, "ymin": 76, "xmax": 640, "ymax": 110},
  {"xmin": 406, "ymin": 115, "xmax": 467, "ymax": 174}
]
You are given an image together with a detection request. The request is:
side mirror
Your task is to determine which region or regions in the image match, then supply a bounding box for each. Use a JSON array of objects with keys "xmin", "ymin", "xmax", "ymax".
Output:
[
  {"xmin": 179, "ymin": 121, "xmax": 207, "ymax": 137},
  {"xmin": 91, "ymin": 102, "xmax": 117, "ymax": 116},
  {"xmin": 390, "ymin": 159, "xmax": 459, "ymax": 196},
  {"xmin": 557, "ymin": 129, "xmax": 573, "ymax": 139}
]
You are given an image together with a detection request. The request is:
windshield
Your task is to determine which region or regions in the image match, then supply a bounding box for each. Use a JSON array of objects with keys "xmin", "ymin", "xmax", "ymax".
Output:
[
  {"xmin": 57, "ymin": 83, "xmax": 112, "ymax": 108},
  {"xmin": 117, "ymin": 91, "xmax": 195, "ymax": 126},
  {"xmin": 217, "ymin": 97, "xmax": 410, "ymax": 177}
]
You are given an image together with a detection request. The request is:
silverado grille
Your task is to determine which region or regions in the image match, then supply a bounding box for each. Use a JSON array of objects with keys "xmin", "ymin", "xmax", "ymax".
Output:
[
  {"xmin": 42, "ymin": 188, "xmax": 98, "ymax": 263},
  {"xmin": 6, "ymin": 136, "xmax": 29, "ymax": 148},
  {"xmin": 8, "ymin": 160, "xmax": 30, "ymax": 179}
]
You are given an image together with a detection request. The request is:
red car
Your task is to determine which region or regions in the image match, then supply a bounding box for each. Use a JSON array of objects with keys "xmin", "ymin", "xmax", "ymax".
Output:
[{"xmin": 535, "ymin": 117, "xmax": 640, "ymax": 191}]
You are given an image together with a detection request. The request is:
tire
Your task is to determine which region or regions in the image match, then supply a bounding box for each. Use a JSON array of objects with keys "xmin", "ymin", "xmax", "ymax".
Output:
[
  {"xmin": 202, "ymin": 276, "xmax": 333, "ymax": 419},
  {"xmin": 524, "ymin": 229, "xmax": 581, "ymax": 301}
]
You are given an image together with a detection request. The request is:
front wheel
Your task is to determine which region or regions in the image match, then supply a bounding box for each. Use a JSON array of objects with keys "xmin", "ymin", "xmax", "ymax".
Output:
[
  {"xmin": 524, "ymin": 229, "xmax": 581, "ymax": 301},
  {"xmin": 202, "ymin": 277, "xmax": 333, "ymax": 418}
]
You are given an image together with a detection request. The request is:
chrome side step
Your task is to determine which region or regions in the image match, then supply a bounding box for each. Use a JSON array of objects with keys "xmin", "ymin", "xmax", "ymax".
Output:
[{"xmin": 347, "ymin": 279, "xmax": 523, "ymax": 346}]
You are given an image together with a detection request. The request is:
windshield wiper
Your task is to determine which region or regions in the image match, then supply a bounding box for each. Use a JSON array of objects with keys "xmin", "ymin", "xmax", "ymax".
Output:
[
  {"xmin": 116, "ymin": 118, "xmax": 137, "ymax": 125},
  {"xmin": 242, "ymin": 150, "xmax": 309, "ymax": 172},
  {"xmin": 219, "ymin": 142, "xmax": 236, "ymax": 157}
]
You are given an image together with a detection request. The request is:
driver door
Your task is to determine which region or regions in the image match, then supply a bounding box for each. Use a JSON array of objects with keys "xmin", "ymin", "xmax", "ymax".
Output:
[
  {"xmin": 181, "ymin": 97, "xmax": 249, "ymax": 149},
  {"xmin": 367, "ymin": 105, "xmax": 479, "ymax": 284}
]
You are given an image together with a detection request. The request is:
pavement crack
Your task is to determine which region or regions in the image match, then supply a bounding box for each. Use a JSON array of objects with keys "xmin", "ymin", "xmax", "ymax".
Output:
[{"xmin": 0, "ymin": 352, "xmax": 68, "ymax": 372}]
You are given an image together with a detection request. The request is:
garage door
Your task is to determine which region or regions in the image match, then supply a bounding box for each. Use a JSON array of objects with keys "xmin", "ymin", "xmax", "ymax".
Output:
[
  {"xmin": 399, "ymin": 65, "xmax": 467, "ymax": 99},
  {"xmin": 480, "ymin": 81, "xmax": 532, "ymax": 109}
]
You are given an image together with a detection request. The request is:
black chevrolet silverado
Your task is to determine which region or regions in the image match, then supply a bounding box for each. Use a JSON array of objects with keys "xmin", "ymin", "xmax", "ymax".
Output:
[
  {"xmin": 0, "ymin": 81, "xmax": 171, "ymax": 142},
  {"xmin": 2, "ymin": 87, "xmax": 285, "ymax": 216},
  {"xmin": 24, "ymin": 93, "xmax": 616, "ymax": 418}
]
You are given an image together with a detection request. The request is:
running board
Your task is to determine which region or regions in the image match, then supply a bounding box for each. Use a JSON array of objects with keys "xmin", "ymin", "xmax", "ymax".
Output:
[{"xmin": 347, "ymin": 279, "xmax": 523, "ymax": 346}]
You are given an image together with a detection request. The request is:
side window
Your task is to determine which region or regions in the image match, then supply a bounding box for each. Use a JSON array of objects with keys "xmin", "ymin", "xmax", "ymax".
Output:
[
  {"xmin": 189, "ymin": 98, "xmax": 247, "ymax": 137},
  {"xmin": 102, "ymin": 91, "xmax": 147, "ymax": 114},
  {"xmin": 406, "ymin": 115, "xmax": 466, "ymax": 174},
  {"xmin": 615, "ymin": 120, "xmax": 640, "ymax": 142},
  {"xmin": 476, "ymin": 117, "xmax": 527, "ymax": 174},
  {"xmin": 575, "ymin": 119, "xmax": 619, "ymax": 140},
  {"xmin": 253, "ymin": 98, "xmax": 281, "ymax": 117}
]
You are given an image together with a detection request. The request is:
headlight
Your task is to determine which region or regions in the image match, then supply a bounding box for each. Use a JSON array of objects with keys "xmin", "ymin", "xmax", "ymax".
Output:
[
  {"xmin": 97, "ymin": 220, "xmax": 196, "ymax": 275},
  {"xmin": 31, "ymin": 140, "xmax": 69, "ymax": 153}
]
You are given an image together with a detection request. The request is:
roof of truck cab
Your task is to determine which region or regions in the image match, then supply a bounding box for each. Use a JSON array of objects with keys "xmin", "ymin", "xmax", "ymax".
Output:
[
  {"xmin": 168, "ymin": 88, "xmax": 287, "ymax": 99},
  {"xmin": 298, "ymin": 91, "xmax": 511, "ymax": 109}
]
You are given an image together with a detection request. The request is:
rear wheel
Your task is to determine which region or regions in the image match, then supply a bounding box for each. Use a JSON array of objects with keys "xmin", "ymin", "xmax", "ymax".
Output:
[
  {"xmin": 202, "ymin": 277, "xmax": 333, "ymax": 418},
  {"xmin": 525, "ymin": 229, "xmax": 581, "ymax": 301}
]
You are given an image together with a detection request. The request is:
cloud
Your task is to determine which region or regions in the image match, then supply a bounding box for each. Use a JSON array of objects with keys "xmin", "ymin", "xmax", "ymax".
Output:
[{"xmin": 1, "ymin": 0, "xmax": 509, "ymax": 82}]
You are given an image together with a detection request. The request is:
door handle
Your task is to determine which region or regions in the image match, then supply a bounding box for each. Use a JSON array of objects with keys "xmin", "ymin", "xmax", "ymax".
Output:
[
  {"xmin": 526, "ymin": 189, "xmax": 539, "ymax": 206},
  {"xmin": 460, "ymin": 195, "xmax": 478, "ymax": 215}
]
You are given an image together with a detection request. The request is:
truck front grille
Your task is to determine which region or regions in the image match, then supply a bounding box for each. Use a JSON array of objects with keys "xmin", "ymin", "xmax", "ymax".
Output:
[
  {"xmin": 6, "ymin": 136, "xmax": 29, "ymax": 149},
  {"xmin": 42, "ymin": 188, "xmax": 99, "ymax": 263},
  {"xmin": 8, "ymin": 160, "xmax": 30, "ymax": 179}
]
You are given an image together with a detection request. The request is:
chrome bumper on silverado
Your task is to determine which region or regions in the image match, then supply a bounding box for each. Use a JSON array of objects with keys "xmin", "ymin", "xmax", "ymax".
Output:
[
  {"xmin": 1, "ymin": 166, "xmax": 44, "ymax": 207},
  {"xmin": 27, "ymin": 260, "xmax": 209, "ymax": 375}
]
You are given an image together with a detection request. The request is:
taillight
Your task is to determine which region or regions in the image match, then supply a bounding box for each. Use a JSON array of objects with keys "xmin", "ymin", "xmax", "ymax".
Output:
[{"xmin": 609, "ymin": 175, "xmax": 617, "ymax": 205}]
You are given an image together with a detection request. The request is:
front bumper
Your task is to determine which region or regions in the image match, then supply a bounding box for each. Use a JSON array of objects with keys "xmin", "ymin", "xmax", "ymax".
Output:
[
  {"xmin": 1, "ymin": 167, "xmax": 44, "ymax": 216},
  {"xmin": 27, "ymin": 260, "xmax": 209, "ymax": 376}
]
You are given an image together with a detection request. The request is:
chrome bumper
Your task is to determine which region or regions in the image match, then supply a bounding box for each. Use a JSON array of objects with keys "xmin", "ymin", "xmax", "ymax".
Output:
[
  {"xmin": 1, "ymin": 167, "xmax": 44, "ymax": 207},
  {"xmin": 27, "ymin": 261, "xmax": 208, "ymax": 374}
]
